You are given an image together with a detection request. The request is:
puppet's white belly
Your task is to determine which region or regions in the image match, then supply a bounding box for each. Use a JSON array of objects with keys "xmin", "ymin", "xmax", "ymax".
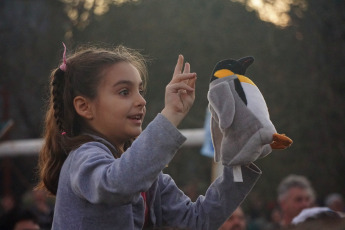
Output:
[{"xmin": 241, "ymin": 83, "xmax": 271, "ymax": 125}]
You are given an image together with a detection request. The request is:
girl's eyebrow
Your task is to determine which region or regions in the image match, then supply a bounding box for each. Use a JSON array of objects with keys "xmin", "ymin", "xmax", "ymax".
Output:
[{"xmin": 112, "ymin": 80, "xmax": 143, "ymax": 87}]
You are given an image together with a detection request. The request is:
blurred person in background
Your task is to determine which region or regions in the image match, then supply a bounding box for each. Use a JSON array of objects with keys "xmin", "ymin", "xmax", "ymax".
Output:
[
  {"xmin": 324, "ymin": 193, "xmax": 344, "ymax": 213},
  {"xmin": 11, "ymin": 209, "xmax": 40, "ymax": 230},
  {"xmin": 289, "ymin": 206, "xmax": 344, "ymax": 230},
  {"xmin": 265, "ymin": 207, "xmax": 282, "ymax": 230},
  {"xmin": 27, "ymin": 189, "xmax": 53, "ymax": 229},
  {"xmin": 277, "ymin": 174, "xmax": 316, "ymax": 228},
  {"xmin": 219, "ymin": 207, "xmax": 246, "ymax": 230},
  {"xmin": 291, "ymin": 206, "xmax": 342, "ymax": 225},
  {"xmin": 0, "ymin": 194, "xmax": 19, "ymax": 230},
  {"xmin": 0, "ymin": 194, "xmax": 16, "ymax": 214}
]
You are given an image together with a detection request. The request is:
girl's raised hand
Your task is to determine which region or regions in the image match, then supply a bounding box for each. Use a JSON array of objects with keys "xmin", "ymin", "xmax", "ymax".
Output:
[{"xmin": 161, "ymin": 55, "xmax": 197, "ymax": 127}]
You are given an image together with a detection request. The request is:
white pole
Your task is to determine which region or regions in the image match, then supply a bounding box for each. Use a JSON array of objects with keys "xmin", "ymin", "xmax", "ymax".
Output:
[
  {"xmin": 0, "ymin": 139, "xmax": 43, "ymax": 157},
  {"xmin": 0, "ymin": 129, "xmax": 205, "ymax": 157}
]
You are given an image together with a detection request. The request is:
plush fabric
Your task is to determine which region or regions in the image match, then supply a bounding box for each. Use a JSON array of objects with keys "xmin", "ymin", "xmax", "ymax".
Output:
[
  {"xmin": 208, "ymin": 76, "xmax": 275, "ymax": 166},
  {"xmin": 207, "ymin": 57, "xmax": 291, "ymax": 182}
]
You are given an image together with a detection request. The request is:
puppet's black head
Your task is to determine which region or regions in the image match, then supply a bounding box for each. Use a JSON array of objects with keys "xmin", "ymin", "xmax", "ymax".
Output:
[{"xmin": 210, "ymin": 56, "xmax": 254, "ymax": 82}]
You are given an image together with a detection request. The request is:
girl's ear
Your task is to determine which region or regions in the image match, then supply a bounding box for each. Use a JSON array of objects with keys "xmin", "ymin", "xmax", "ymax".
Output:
[{"xmin": 74, "ymin": 96, "xmax": 93, "ymax": 120}]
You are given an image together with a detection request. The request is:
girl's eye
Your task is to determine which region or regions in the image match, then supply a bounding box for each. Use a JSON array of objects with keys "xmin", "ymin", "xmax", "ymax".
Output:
[
  {"xmin": 139, "ymin": 89, "xmax": 145, "ymax": 95},
  {"xmin": 119, "ymin": 89, "xmax": 129, "ymax": 96}
]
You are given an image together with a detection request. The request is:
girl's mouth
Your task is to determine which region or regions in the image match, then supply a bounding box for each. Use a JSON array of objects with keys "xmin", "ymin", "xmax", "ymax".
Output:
[
  {"xmin": 128, "ymin": 114, "xmax": 144, "ymax": 124},
  {"xmin": 128, "ymin": 115, "xmax": 142, "ymax": 120}
]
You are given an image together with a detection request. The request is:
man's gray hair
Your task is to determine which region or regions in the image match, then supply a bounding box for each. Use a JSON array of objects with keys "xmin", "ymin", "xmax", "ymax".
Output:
[{"xmin": 277, "ymin": 174, "xmax": 316, "ymax": 202}]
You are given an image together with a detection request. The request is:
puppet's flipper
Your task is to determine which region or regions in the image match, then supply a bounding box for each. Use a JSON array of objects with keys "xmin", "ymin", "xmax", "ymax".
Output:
[
  {"xmin": 270, "ymin": 133, "xmax": 293, "ymax": 149},
  {"xmin": 208, "ymin": 81, "xmax": 236, "ymax": 130}
]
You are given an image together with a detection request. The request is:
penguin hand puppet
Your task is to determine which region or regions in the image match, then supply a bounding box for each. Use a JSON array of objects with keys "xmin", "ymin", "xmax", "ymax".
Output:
[{"xmin": 207, "ymin": 57, "xmax": 292, "ymax": 182}]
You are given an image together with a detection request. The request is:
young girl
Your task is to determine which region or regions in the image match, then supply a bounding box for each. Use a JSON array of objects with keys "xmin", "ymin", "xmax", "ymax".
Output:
[{"xmin": 37, "ymin": 44, "xmax": 261, "ymax": 230}]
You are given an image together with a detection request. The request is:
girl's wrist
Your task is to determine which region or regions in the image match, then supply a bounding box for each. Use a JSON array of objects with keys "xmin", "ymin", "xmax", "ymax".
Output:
[{"xmin": 161, "ymin": 108, "xmax": 184, "ymax": 127}]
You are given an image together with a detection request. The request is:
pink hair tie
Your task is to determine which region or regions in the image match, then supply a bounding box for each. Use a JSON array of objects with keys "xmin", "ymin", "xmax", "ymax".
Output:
[
  {"xmin": 61, "ymin": 131, "xmax": 66, "ymax": 135},
  {"xmin": 59, "ymin": 42, "xmax": 67, "ymax": 72}
]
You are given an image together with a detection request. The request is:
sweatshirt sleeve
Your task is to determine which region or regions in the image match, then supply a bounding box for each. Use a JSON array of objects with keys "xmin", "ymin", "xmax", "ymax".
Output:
[
  {"xmin": 69, "ymin": 114, "xmax": 186, "ymax": 205},
  {"xmin": 158, "ymin": 164, "xmax": 261, "ymax": 230}
]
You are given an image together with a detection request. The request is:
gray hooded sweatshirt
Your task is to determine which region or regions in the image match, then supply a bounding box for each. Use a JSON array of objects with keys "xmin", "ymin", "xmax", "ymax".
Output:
[{"xmin": 52, "ymin": 114, "xmax": 261, "ymax": 230}]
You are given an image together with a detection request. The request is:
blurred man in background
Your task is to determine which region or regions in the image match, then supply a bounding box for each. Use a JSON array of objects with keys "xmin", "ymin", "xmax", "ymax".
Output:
[
  {"xmin": 219, "ymin": 206, "xmax": 246, "ymax": 230},
  {"xmin": 277, "ymin": 174, "xmax": 316, "ymax": 227}
]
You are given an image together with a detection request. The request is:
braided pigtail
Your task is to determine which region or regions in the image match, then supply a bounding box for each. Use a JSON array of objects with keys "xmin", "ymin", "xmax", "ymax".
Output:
[
  {"xmin": 53, "ymin": 43, "xmax": 67, "ymax": 135},
  {"xmin": 37, "ymin": 44, "xmax": 69, "ymax": 195},
  {"xmin": 52, "ymin": 68, "xmax": 66, "ymax": 134}
]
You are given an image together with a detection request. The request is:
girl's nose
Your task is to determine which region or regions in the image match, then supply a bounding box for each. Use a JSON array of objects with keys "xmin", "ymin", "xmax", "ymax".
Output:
[{"xmin": 136, "ymin": 93, "xmax": 146, "ymax": 107}]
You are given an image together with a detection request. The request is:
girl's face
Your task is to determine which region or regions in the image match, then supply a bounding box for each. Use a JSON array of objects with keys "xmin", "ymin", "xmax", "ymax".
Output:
[{"xmin": 88, "ymin": 62, "xmax": 146, "ymax": 149}]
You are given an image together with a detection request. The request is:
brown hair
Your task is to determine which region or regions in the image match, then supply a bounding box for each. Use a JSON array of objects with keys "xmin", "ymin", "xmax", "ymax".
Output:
[{"xmin": 37, "ymin": 45, "xmax": 148, "ymax": 195}]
